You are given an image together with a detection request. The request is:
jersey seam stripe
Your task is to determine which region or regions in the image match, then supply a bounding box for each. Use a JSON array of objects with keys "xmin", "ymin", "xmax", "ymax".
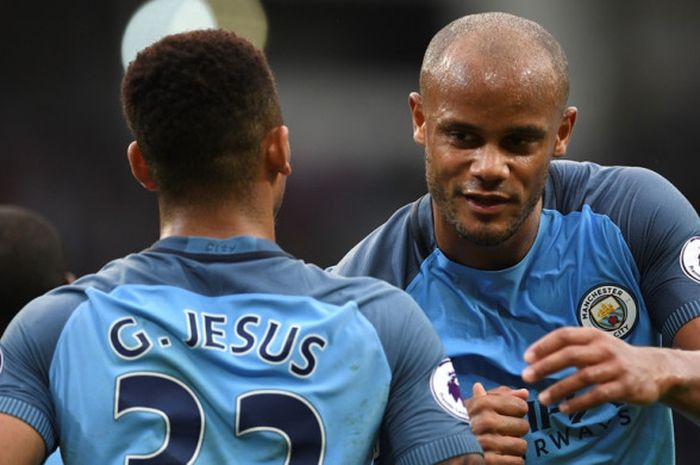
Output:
[
  {"xmin": 409, "ymin": 195, "xmax": 434, "ymax": 262},
  {"xmin": 395, "ymin": 432, "xmax": 482, "ymax": 465},
  {"xmin": 661, "ymin": 298, "xmax": 700, "ymax": 345},
  {"xmin": 404, "ymin": 250, "xmax": 440, "ymax": 295}
]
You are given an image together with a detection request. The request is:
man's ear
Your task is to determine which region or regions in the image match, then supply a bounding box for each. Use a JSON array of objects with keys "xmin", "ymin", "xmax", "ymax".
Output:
[
  {"xmin": 127, "ymin": 141, "xmax": 157, "ymax": 191},
  {"xmin": 264, "ymin": 125, "xmax": 292, "ymax": 177},
  {"xmin": 553, "ymin": 106, "xmax": 578, "ymax": 157},
  {"xmin": 408, "ymin": 92, "xmax": 426, "ymax": 146}
]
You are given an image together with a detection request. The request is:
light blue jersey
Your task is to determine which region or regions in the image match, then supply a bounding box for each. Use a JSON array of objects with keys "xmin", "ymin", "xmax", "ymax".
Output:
[
  {"xmin": 333, "ymin": 160, "xmax": 700, "ymax": 464},
  {"xmin": 0, "ymin": 235, "xmax": 481, "ymax": 464},
  {"xmin": 44, "ymin": 450, "xmax": 63, "ymax": 465}
]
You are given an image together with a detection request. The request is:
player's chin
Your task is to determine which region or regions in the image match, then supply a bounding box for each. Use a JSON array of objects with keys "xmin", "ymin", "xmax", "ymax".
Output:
[
  {"xmin": 454, "ymin": 212, "xmax": 509, "ymax": 246},
  {"xmin": 455, "ymin": 222, "xmax": 511, "ymax": 247}
]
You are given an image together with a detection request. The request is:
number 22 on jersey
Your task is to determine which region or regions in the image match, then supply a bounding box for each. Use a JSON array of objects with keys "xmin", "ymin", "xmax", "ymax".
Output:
[{"xmin": 114, "ymin": 372, "xmax": 326, "ymax": 464}]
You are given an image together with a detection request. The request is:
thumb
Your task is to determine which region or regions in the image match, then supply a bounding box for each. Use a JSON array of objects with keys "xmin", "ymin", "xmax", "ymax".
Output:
[{"xmin": 472, "ymin": 382, "xmax": 487, "ymax": 397}]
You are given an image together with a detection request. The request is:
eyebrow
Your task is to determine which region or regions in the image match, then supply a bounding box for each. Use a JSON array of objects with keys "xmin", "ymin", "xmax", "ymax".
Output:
[
  {"xmin": 436, "ymin": 120, "xmax": 547, "ymax": 138},
  {"xmin": 507, "ymin": 126, "xmax": 547, "ymax": 138},
  {"xmin": 435, "ymin": 120, "xmax": 479, "ymax": 133}
]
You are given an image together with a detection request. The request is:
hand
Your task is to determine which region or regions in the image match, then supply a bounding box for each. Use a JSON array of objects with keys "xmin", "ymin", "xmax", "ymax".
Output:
[
  {"xmin": 465, "ymin": 382, "xmax": 529, "ymax": 465},
  {"xmin": 522, "ymin": 327, "xmax": 666, "ymax": 414}
]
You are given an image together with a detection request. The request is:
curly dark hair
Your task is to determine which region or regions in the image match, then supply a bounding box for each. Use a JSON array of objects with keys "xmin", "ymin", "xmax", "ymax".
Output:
[{"xmin": 121, "ymin": 29, "xmax": 282, "ymax": 204}]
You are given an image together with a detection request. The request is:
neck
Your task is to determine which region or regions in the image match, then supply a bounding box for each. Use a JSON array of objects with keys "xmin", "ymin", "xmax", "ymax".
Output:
[
  {"xmin": 434, "ymin": 200, "xmax": 542, "ymax": 270},
  {"xmin": 158, "ymin": 197, "xmax": 276, "ymax": 242}
]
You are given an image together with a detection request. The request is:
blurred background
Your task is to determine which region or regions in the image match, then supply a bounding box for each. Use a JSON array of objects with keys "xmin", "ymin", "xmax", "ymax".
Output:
[
  {"xmin": 3, "ymin": 0, "xmax": 699, "ymax": 274},
  {"xmin": 1, "ymin": 0, "xmax": 698, "ymax": 459}
]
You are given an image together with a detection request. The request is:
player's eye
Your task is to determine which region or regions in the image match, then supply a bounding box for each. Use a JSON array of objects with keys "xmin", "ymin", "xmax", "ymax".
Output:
[
  {"xmin": 446, "ymin": 131, "xmax": 482, "ymax": 149},
  {"xmin": 502, "ymin": 133, "xmax": 542, "ymax": 154}
]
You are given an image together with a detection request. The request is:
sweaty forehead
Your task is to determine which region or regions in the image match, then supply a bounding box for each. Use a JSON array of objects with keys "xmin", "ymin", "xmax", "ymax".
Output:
[{"xmin": 425, "ymin": 32, "xmax": 559, "ymax": 108}]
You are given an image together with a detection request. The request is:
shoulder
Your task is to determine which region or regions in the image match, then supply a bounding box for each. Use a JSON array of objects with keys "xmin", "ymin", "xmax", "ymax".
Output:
[
  {"xmin": 5, "ymin": 252, "xmax": 159, "ymax": 347},
  {"xmin": 551, "ymin": 159, "xmax": 677, "ymax": 189},
  {"xmin": 547, "ymin": 160, "xmax": 690, "ymax": 216},
  {"xmin": 3, "ymin": 262, "xmax": 127, "ymax": 354},
  {"xmin": 546, "ymin": 158, "xmax": 700, "ymax": 252},
  {"xmin": 546, "ymin": 160, "xmax": 698, "ymax": 245}
]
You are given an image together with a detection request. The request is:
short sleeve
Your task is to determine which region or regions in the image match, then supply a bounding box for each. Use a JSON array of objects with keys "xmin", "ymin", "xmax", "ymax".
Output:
[
  {"xmin": 0, "ymin": 291, "xmax": 79, "ymax": 452},
  {"xmin": 361, "ymin": 286, "xmax": 482, "ymax": 464}
]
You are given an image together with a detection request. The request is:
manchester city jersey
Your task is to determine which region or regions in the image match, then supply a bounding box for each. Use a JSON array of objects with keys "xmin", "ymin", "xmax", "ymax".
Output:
[
  {"xmin": 0, "ymin": 235, "xmax": 481, "ymax": 465},
  {"xmin": 333, "ymin": 160, "xmax": 700, "ymax": 464}
]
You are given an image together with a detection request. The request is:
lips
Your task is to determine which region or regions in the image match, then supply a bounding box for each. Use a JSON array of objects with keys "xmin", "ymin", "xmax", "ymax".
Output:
[{"xmin": 463, "ymin": 192, "xmax": 511, "ymax": 214}]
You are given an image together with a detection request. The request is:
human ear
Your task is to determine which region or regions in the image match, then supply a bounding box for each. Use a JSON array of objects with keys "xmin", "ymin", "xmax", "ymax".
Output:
[
  {"xmin": 127, "ymin": 141, "xmax": 157, "ymax": 191},
  {"xmin": 265, "ymin": 125, "xmax": 292, "ymax": 177},
  {"xmin": 408, "ymin": 92, "xmax": 426, "ymax": 146},
  {"xmin": 553, "ymin": 106, "xmax": 578, "ymax": 157}
]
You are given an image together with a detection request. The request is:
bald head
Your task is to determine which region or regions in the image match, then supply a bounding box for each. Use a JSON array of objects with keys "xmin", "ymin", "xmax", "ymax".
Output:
[{"xmin": 420, "ymin": 12, "xmax": 569, "ymax": 109}]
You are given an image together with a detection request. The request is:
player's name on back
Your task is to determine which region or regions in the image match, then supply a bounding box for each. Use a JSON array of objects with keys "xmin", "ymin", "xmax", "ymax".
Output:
[{"xmin": 108, "ymin": 310, "xmax": 328, "ymax": 377}]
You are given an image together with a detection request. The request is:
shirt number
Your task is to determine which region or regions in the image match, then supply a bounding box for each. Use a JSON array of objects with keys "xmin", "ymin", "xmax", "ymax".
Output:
[{"xmin": 115, "ymin": 372, "xmax": 325, "ymax": 464}]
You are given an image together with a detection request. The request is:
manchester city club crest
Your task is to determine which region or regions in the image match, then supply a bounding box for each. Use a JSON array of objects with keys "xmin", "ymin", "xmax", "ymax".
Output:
[
  {"xmin": 578, "ymin": 284, "xmax": 638, "ymax": 338},
  {"xmin": 680, "ymin": 236, "xmax": 700, "ymax": 284}
]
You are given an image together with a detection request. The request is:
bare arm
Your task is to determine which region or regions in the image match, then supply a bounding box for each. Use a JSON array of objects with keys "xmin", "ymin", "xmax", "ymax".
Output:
[
  {"xmin": 660, "ymin": 318, "xmax": 700, "ymax": 421},
  {"xmin": 0, "ymin": 413, "xmax": 45, "ymax": 465},
  {"xmin": 522, "ymin": 322, "xmax": 700, "ymax": 423}
]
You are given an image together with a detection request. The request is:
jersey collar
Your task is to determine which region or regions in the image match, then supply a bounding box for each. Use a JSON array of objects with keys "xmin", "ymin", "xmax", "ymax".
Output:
[{"xmin": 147, "ymin": 235, "xmax": 292, "ymax": 261}]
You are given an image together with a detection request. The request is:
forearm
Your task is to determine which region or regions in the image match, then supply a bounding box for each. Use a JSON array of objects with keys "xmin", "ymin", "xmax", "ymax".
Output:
[
  {"xmin": 659, "ymin": 319, "xmax": 700, "ymax": 422},
  {"xmin": 657, "ymin": 347, "xmax": 700, "ymax": 423}
]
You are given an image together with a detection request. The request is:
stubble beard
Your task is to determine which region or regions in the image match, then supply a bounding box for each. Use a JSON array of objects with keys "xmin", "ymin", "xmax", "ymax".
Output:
[{"xmin": 426, "ymin": 160, "xmax": 547, "ymax": 247}]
